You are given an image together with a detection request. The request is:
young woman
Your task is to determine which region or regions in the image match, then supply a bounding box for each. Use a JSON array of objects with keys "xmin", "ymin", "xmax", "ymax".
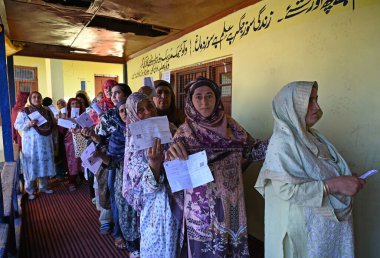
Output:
[
  {"xmin": 14, "ymin": 91, "xmax": 56, "ymax": 200},
  {"xmin": 60, "ymin": 98, "xmax": 85, "ymax": 192},
  {"xmin": 166, "ymin": 77, "xmax": 268, "ymax": 257}
]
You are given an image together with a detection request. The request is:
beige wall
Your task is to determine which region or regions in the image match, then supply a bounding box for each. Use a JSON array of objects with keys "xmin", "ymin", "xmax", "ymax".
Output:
[
  {"xmin": 127, "ymin": 0, "xmax": 380, "ymax": 257},
  {"xmin": 13, "ymin": 57, "xmax": 124, "ymax": 103}
]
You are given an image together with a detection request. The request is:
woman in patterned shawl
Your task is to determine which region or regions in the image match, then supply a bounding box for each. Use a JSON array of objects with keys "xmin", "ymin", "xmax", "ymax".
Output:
[
  {"xmin": 14, "ymin": 91, "xmax": 56, "ymax": 200},
  {"xmin": 166, "ymin": 77, "xmax": 268, "ymax": 257},
  {"xmin": 255, "ymin": 81, "xmax": 365, "ymax": 258},
  {"xmin": 123, "ymin": 92, "xmax": 180, "ymax": 258}
]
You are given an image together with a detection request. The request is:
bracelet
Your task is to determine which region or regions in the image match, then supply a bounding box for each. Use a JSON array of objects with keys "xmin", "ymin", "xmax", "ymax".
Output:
[{"xmin": 323, "ymin": 181, "xmax": 330, "ymax": 195}]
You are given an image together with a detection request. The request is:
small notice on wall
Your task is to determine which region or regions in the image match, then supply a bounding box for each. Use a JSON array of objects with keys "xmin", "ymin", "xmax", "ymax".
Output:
[{"xmin": 161, "ymin": 71, "xmax": 171, "ymax": 83}]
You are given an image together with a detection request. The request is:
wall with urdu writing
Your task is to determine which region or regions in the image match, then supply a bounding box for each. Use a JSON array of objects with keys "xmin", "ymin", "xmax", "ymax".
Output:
[
  {"xmin": 14, "ymin": 57, "xmax": 124, "ymax": 102},
  {"xmin": 127, "ymin": 0, "xmax": 380, "ymax": 257}
]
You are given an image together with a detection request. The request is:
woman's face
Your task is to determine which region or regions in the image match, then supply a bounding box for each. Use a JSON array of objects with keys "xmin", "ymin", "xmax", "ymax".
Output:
[
  {"xmin": 305, "ymin": 87, "xmax": 322, "ymax": 128},
  {"xmin": 153, "ymin": 86, "xmax": 171, "ymax": 110},
  {"xmin": 118, "ymin": 103, "xmax": 128, "ymax": 123},
  {"xmin": 137, "ymin": 99, "xmax": 156, "ymax": 120},
  {"xmin": 111, "ymin": 86, "xmax": 126, "ymax": 105},
  {"xmin": 191, "ymin": 86, "xmax": 216, "ymax": 118},
  {"xmin": 70, "ymin": 100, "xmax": 81, "ymax": 109},
  {"xmin": 104, "ymin": 86, "xmax": 112, "ymax": 98},
  {"xmin": 57, "ymin": 100, "xmax": 66, "ymax": 109},
  {"xmin": 30, "ymin": 93, "xmax": 42, "ymax": 107}
]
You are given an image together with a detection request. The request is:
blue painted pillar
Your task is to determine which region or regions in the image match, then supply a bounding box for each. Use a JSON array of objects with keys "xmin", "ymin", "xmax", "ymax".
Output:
[
  {"xmin": 0, "ymin": 25, "xmax": 14, "ymax": 162},
  {"xmin": 7, "ymin": 55, "xmax": 15, "ymax": 107}
]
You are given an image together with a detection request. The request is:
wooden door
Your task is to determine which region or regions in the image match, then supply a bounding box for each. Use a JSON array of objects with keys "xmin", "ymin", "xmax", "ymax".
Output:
[{"xmin": 94, "ymin": 75, "xmax": 118, "ymax": 96}]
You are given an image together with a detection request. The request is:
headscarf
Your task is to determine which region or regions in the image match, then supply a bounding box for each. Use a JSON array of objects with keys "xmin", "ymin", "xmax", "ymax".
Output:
[
  {"xmin": 75, "ymin": 90, "xmax": 91, "ymax": 108},
  {"xmin": 66, "ymin": 98, "xmax": 85, "ymax": 118},
  {"xmin": 107, "ymin": 99, "xmax": 127, "ymax": 162},
  {"xmin": 154, "ymin": 80, "xmax": 185, "ymax": 127},
  {"xmin": 180, "ymin": 77, "xmax": 252, "ymax": 157},
  {"xmin": 123, "ymin": 92, "xmax": 157, "ymax": 212},
  {"xmin": 98, "ymin": 79, "xmax": 118, "ymax": 112},
  {"xmin": 22, "ymin": 91, "xmax": 54, "ymax": 136},
  {"xmin": 255, "ymin": 81, "xmax": 352, "ymax": 221},
  {"xmin": 12, "ymin": 92, "xmax": 29, "ymax": 144}
]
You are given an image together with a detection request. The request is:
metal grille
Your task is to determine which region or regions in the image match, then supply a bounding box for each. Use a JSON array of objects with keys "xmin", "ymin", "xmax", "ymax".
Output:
[
  {"xmin": 15, "ymin": 67, "xmax": 35, "ymax": 80},
  {"xmin": 176, "ymin": 69, "xmax": 207, "ymax": 111}
]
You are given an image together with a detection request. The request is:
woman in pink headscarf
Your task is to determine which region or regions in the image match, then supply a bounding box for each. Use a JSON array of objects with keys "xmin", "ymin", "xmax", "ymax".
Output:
[
  {"xmin": 11, "ymin": 92, "xmax": 30, "ymax": 148},
  {"xmin": 98, "ymin": 79, "xmax": 118, "ymax": 112}
]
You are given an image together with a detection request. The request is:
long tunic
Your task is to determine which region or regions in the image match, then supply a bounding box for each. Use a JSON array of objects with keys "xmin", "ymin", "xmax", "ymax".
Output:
[
  {"xmin": 173, "ymin": 117, "xmax": 267, "ymax": 258},
  {"xmin": 139, "ymin": 167, "xmax": 180, "ymax": 257},
  {"xmin": 14, "ymin": 111, "xmax": 56, "ymax": 181},
  {"xmin": 63, "ymin": 130, "xmax": 82, "ymax": 175}
]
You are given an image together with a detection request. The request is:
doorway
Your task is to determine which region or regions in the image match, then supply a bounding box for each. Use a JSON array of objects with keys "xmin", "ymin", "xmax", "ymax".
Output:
[
  {"xmin": 94, "ymin": 75, "xmax": 118, "ymax": 96},
  {"xmin": 171, "ymin": 57, "xmax": 232, "ymax": 115}
]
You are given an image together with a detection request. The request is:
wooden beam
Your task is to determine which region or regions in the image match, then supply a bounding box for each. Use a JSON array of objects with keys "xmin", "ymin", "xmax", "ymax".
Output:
[
  {"xmin": 126, "ymin": 0, "xmax": 261, "ymax": 60},
  {"xmin": 0, "ymin": 25, "xmax": 14, "ymax": 162}
]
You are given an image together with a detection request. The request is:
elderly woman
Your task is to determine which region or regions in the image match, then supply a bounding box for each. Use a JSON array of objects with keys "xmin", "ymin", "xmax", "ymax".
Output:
[
  {"xmin": 153, "ymin": 80, "xmax": 185, "ymax": 127},
  {"xmin": 14, "ymin": 91, "xmax": 56, "ymax": 200},
  {"xmin": 123, "ymin": 92, "xmax": 180, "ymax": 257},
  {"xmin": 166, "ymin": 77, "xmax": 268, "ymax": 257},
  {"xmin": 255, "ymin": 81, "xmax": 365, "ymax": 258}
]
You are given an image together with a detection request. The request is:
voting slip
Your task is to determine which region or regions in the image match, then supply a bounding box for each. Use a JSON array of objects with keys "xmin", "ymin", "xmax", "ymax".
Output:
[
  {"xmin": 60, "ymin": 107, "xmax": 67, "ymax": 114},
  {"xmin": 163, "ymin": 150, "xmax": 214, "ymax": 193},
  {"xmin": 80, "ymin": 143, "xmax": 102, "ymax": 174},
  {"xmin": 91, "ymin": 103, "xmax": 103, "ymax": 115},
  {"xmin": 128, "ymin": 116, "xmax": 172, "ymax": 150},
  {"xmin": 48, "ymin": 105, "xmax": 59, "ymax": 116},
  {"xmin": 75, "ymin": 112, "xmax": 94, "ymax": 128},
  {"xmin": 58, "ymin": 118, "xmax": 77, "ymax": 129},
  {"xmin": 28, "ymin": 111, "xmax": 47, "ymax": 126},
  {"xmin": 71, "ymin": 107, "xmax": 80, "ymax": 118}
]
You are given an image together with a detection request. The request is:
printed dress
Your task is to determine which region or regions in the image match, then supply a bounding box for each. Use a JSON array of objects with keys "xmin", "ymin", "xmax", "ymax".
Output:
[{"xmin": 14, "ymin": 111, "xmax": 56, "ymax": 181}]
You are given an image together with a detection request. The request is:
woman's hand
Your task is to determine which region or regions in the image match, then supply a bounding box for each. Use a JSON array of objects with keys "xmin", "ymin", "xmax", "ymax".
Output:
[
  {"xmin": 147, "ymin": 138, "xmax": 165, "ymax": 181},
  {"xmin": 29, "ymin": 119, "xmax": 38, "ymax": 127},
  {"xmin": 165, "ymin": 142, "xmax": 188, "ymax": 160},
  {"xmin": 81, "ymin": 128, "xmax": 95, "ymax": 137},
  {"xmin": 324, "ymin": 176, "xmax": 365, "ymax": 196}
]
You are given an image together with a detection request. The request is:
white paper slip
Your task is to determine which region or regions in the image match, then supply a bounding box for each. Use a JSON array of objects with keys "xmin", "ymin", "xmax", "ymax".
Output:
[
  {"xmin": 58, "ymin": 118, "xmax": 77, "ymax": 129},
  {"xmin": 91, "ymin": 103, "xmax": 103, "ymax": 115},
  {"xmin": 28, "ymin": 111, "xmax": 47, "ymax": 126},
  {"xmin": 143, "ymin": 76, "xmax": 156, "ymax": 97},
  {"xmin": 359, "ymin": 169, "xmax": 378, "ymax": 179},
  {"xmin": 71, "ymin": 107, "xmax": 80, "ymax": 118},
  {"xmin": 128, "ymin": 116, "xmax": 172, "ymax": 150},
  {"xmin": 161, "ymin": 71, "xmax": 171, "ymax": 83},
  {"xmin": 164, "ymin": 150, "xmax": 214, "ymax": 193},
  {"xmin": 48, "ymin": 105, "xmax": 59, "ymax": 116},
  {"xmin": 75, "ymin": 112, "xmax": 94, "ymax": 128},
  {"xmin": 60, "ymin": 107, "xmax": 67, "ymax": 114},
  {"xmin": 80, "ymin": 143, "xmax": 102, "ymax": 174}
]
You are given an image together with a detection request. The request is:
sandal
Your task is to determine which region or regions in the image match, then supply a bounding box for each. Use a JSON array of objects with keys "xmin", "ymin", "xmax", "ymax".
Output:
[
  {"xmin": 68, "ymin": 184, "xmax": 77, "ymax": 192},
  {"xmin": 128, "ymin": 250, "xmax": 140, "ymax": 258},
  {"xmin": 114, "ymin": 237, "xmax": 127, "ymax": 250},
  {"xmin": 99, "ymin": 223, "xmax": 112, "ymax": 235}
]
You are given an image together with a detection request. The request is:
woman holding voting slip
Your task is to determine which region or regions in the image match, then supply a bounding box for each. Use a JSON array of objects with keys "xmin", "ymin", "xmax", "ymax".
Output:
[
  {"xmin": 165, "ymin": 77, "xmax": 268, "ymax": 258},
  {"xmin": 59, "ymin": 97, "xmax": 85, "ymax": 192},
  {"xmin": 123, "ymin": 92, "xmax": 180, "ymax": 258},
  {"xmin": 254, "ymin": 81, "xmax": 365, "ymax": 258},
  {"xmin": 14, "ymin": 91, "xmax": 56, "ymax": 200}
]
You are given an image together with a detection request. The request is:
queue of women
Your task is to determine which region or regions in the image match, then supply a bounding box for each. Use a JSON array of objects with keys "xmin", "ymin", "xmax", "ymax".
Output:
[{"xmin": 12, "ymin": 77, "xmax": 366, "ymax": 258}]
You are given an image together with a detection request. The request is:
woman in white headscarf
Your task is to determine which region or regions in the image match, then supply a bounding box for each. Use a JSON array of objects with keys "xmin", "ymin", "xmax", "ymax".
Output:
[{"xmin": 255, "ymin": 81, "xmax": 365, "ymax": 258}]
